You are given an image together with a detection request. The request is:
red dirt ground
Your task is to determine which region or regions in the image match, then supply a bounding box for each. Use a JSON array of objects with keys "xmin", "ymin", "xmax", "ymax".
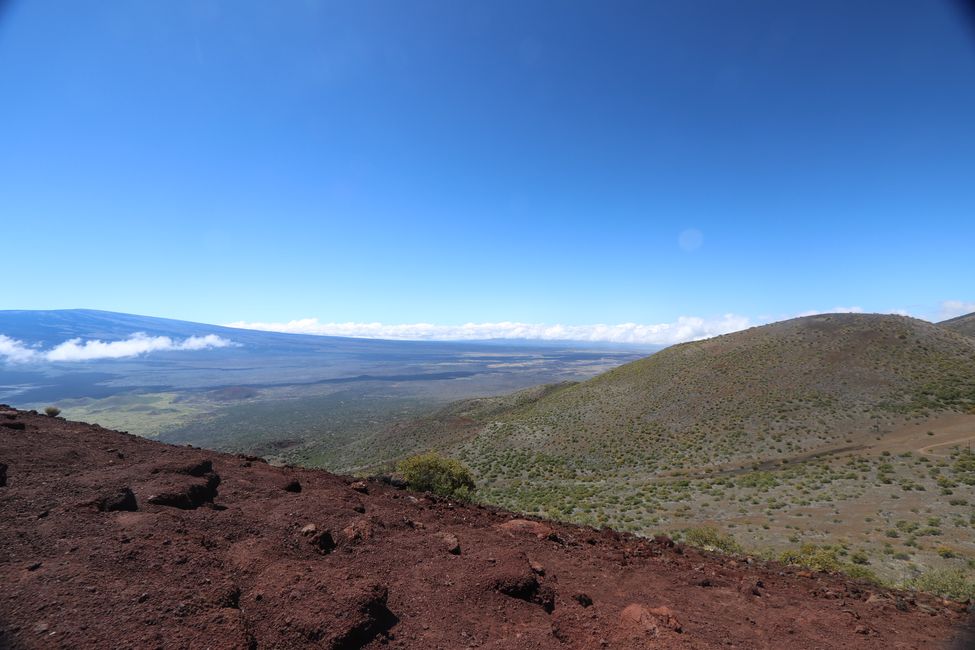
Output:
[{"xmin": 1, "ymin": 406, "xmax": 972, "ymax": 649}]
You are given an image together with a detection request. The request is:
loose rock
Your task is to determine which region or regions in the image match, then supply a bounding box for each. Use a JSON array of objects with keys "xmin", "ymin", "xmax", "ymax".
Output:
[
  {"xmin": 436, "ymin": 532, "xmax": 461, "ymax": 555},
  {"xmin": 350, "ymin": 481, "xmax": 369, "ymax": 494},
  {"xmin": 573, "ymin": 593, "xmax": 593, "ymax": 608},
  {"xmin": 498, "ymin": 519, "xmax": 553, "ymax": 539},
  {"xmin": 619, "ymin": 604, "xmax": 683, "ymax": 636}
]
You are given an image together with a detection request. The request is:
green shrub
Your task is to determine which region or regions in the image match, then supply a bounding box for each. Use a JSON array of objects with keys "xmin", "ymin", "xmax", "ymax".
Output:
[
  {"xmin": 912, "ymin": 568, "xmax": 975, "ymax": 601},
  {"xmin": 779, "ymin": 544, "xmax": 842, "ymax": 573},
  {"xmin": 850, "ymin": 550, "xmax": 870, "ymax": 565},
  {"xmin": 682, "ymin": 527, "xmax": 742, "ymax": 554},
  {"xmin": 780, "ymin": 544, "xmax": 882, "ymax": 583},
  {"xmin": 44, "ymin": 406, "xmax": 61, "ymax": 417},
  {"xmin": 397, "ymin": 452, "xmax": 476, "ymax": 500},
  {"xmin": 843, "ymin": 564, "xmax": 880, "ymax": 583}
]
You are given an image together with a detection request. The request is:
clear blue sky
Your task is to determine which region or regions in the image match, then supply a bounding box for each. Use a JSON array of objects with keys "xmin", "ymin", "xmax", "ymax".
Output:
[{"xmin": 2, "ymin": 1, "xmax": 974, "ymax": 331}]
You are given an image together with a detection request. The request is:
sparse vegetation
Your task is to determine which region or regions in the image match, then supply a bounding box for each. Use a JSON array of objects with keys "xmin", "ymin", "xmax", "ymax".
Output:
[
  {"xmin": 44, "ymin": 406, "xmax": 61, "ymax": 417},
  {"xmin": 911, "ymin": 567, "xmax": 975, "ymax": 602},
  {"xmin": 779, "ymin": 544, "xmax": 880, "ymax": 583}
]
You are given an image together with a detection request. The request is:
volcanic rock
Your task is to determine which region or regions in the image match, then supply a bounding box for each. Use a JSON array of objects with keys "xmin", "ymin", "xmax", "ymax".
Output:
[
  {"xmin": 436, "ymin": 531, "xmax": 461, "ymax": 555},
  {"xmin": 491, "ymin": 565, "xmax": 556, "ymax": 613},
  {"xmin": 498, "ymin": 518, "xmax": 554, "ymax": 539},
  {"xmin": 96, "ymin": 486, "xmax": 138, "ymax": 512},
  {"xmin": 283, "ymin": 477, "xmax": 302, "ymax": 493}
]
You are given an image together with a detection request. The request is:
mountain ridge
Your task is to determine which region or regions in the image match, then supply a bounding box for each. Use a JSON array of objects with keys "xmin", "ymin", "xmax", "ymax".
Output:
[{"xmin": 940, "ymin": 311, "xmax": 975, "ymax": 338}]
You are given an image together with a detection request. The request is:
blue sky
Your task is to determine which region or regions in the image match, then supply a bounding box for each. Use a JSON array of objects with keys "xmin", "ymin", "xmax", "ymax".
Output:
[{"xmin": 1, "ymin": 1, "xmax": 973, "ymax": 342}]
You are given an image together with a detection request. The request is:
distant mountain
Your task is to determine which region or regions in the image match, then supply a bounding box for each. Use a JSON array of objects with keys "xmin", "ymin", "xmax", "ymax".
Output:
[
  {"xmin": 0, "ymin": 309, "xmax": 645, "ymax": 421},
  {"xmin": 939, "ymin": 311, "xmax": 975, "ymax": 338},
  {"xmin": 0, "ymin": 308, "xmax": 512, "ymax": 353}
]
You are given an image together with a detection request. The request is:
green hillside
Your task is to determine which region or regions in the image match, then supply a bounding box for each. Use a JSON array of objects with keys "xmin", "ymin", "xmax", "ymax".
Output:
[{"xmin": 457, "ymin": 314, "xmax": 975, "ymax": 479}]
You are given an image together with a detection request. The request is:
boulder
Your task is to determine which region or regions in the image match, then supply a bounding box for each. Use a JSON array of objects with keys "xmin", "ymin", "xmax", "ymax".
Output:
[
  {"xmin": 151, "ymin": 458, "xmax": 214, "ymax": 477},
  {"xmin": 310, "ymin": 530, "xmax": 336, "ymax": 555},
  {"xmin": 282, "ymin": 478, "xmax": 302, "ymax": 493},
  {"xmin": 146, "ymin": 472, "xmax": 220, "ymax": 509},
  {"xmin": 492, "ymin": 569, "xmax": 555, "ymax": 613},
  {"xmin": 97, "ymin": 487, "xmax": 138, "ymax": 512}
]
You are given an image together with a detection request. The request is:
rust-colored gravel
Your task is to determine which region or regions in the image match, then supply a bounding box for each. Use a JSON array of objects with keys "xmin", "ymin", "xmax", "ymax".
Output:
[{"xmin": 0, "ymin": 407, "xmax": 971, "ymax": 649}]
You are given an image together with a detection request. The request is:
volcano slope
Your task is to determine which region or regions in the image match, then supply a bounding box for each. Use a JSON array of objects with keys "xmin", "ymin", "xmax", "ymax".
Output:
[{"xmin": 1, "ymin": 408, "xmax": 971, "ymax": 649}]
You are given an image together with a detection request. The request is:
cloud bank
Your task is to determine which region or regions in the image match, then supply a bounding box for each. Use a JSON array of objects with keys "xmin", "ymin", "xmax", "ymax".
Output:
[
  {"xmin": 0, "ymin": 333, "xmax": 236, "ymax": 364},
  {"xmin": 939, "ymin": 300, "xmax": 975, "ymax": 321},
  {"xmin": 226, "ymin": 305, "xmax": 935, "ymax": 346},
  {"xmin": 225, "ymin": 315, "xmax": 753, "ymax": 346}
]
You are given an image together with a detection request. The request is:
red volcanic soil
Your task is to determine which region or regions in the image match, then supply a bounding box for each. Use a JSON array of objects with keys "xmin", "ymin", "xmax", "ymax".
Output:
[{"xmin": 0, "ymin": 407, "xmax": 971, "ymax": 649}]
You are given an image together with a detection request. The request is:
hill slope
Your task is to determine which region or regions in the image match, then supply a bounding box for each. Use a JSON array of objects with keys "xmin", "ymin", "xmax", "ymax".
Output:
[
  {"xmin": 373, "ymin": 314, "xmax": 975, "ymax": 583},
  {"xmin": 0, "ymin": 407, "xmax": 970, "ymax": 648},
  {"xmin": 456, "ymin": 314, "xmax": 975, "ymax": 477},
  {"xmin": 941, "ymin": 311, "xmax": 975, "ymax": 338}
]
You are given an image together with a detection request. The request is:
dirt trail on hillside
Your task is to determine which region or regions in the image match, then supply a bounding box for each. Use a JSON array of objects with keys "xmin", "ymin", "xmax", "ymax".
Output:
[
  {"xmin": 876, "ymin": 413, "xmax": 975, "ymax": 457},
  {"xmin": 655, "ymin": 413, "xmax": 975, "ymax": 483},
  {"xmin": 0, "ymin": 407, "xmax": 971, "ymax": 649}
]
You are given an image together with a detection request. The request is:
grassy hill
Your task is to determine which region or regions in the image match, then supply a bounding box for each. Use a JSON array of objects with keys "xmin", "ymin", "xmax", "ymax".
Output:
[
  {"xmin": 458, "ymin": 314, "xmax": 975, "ymax": 477},
  {"xmin": 940, "ymin": 311, "xmax": 975, "ymax": 338},
  {"xmin": 366, "ymin": 314, "xmax": 975, "ymax": 585}
]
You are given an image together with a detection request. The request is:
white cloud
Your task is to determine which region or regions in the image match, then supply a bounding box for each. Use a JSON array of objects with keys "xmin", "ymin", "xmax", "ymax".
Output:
[
  {"xmin": 0, "ymin": 333, "xmax": 236, "ymax": 364},
  {"xmin": 0, "ymin": 335, "xmax": 38, "ymax": 363},
  {"xmin": 938, "ymin": 300, "xmax": 975, "ymax": 321},
  {"xmin": 224, "ymin": 315, "xmax": 753, "ymax": 346}
]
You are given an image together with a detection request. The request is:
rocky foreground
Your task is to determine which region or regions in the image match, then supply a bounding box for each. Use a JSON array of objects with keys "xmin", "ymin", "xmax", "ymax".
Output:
[{"xmin": 0, "ymin": 407, "xmax": 971, "ymax": 649}]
